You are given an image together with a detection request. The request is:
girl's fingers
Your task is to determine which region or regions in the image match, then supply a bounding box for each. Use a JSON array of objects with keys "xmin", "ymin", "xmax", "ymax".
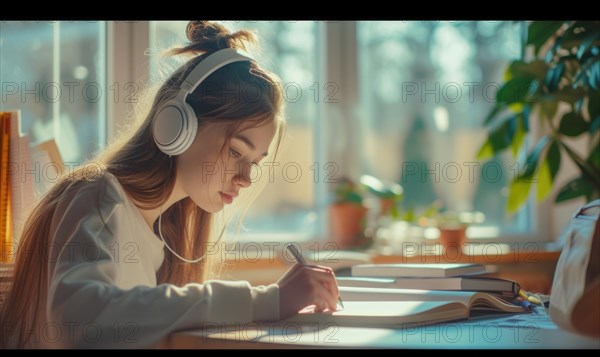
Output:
[
  {"xmin": 310, "ymin": 270, "xmax": 340, "ymax": 305},
  {"xmin": 304, "ymin": 264, "xmax": 335, "ymax": 274},
  {"xmin": 293, "ymin": 265, "xmax": 341, "ymax": 310},
  {"xmin": 310, "ymin": 275, "xmax": 338, "ymax": 311},
  {"xmin": 280, "ymin": 263, "xmax": 342, "ymax": 312}
]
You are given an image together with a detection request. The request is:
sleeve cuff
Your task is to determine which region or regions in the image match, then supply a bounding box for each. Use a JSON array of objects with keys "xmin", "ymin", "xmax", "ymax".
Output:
[
  {"xmin": 204, "ymin": 280, "xmax": 253, "ymax": 324},
  {"xmin": 251, "ymin": 283, "xmax": 279, "ymax": 321}
]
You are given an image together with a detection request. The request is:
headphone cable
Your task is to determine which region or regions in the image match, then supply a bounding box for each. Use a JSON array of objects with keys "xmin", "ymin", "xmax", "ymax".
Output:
[{"xmin": 157, "ymin": 204, "xmax": 207, "ymax": 263}]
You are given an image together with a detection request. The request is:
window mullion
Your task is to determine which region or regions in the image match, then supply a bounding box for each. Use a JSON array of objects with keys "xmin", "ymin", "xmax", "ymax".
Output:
[
  {"xmin": 52, "ymin": 22, "xmax": 61, "ymax": 146},
  {"xmin": 106, "ymin": 21, "xmax": 149, "ymax": 142}
]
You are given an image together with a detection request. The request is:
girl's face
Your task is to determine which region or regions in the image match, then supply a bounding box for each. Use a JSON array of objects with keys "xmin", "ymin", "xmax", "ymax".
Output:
[{"xmin": 176, "ymin": 120, "xmax": 276, "ymax": 212}]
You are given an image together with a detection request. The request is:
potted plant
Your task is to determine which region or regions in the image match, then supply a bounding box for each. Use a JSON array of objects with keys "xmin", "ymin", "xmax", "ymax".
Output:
[
  {"xmin": 478, "ymin": 21, "xmax": 600, "ymax": 213},
  {"xmin": 433, "ymin": 210, "xmax": 486, "ymax": 248},
  {"xmin": 329, "ymin": 178, "xmax": 368, "ymax": 249},
  {"xmin": 359, "ymin": 174, "xmax": 404, "ymax": 218}
]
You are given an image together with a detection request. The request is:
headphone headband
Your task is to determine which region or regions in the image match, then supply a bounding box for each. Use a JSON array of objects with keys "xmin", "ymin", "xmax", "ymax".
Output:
[
  {"xmin": 153, "ymin": 48, "xmax": 254, "ymax": 156},
  {"xmin": 180, "ymin": 48, "xmax": 254, "ymax": 96}
]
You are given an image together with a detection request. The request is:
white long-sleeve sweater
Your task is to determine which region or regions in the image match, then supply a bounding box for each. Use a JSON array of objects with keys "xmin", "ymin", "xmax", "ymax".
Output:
[{"xmin": 44, "ymin": 172, "xmax": 279, "ymax": 348}]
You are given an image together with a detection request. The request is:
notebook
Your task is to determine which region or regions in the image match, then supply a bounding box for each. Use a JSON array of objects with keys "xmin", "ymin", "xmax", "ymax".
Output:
[
  {"xmin": 337, "ymin": 276, "xmax": 521, "ymax": 298},
  {"xmin": 351, "ymin": 263, "xmax": 487, "ymax": 278},
  {"xmin": 283, "ymin": 287, "xmax": 526, "ymax": 328}
]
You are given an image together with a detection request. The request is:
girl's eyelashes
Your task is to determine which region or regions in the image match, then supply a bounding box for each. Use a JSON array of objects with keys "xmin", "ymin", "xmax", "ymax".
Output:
[
  {"xmin": 229, "ymin": 148, "xmax": 241, "ymax": 158},
  {"xmin": 230, "ymin": 148, "xmax": 259, "ymax": 167}
]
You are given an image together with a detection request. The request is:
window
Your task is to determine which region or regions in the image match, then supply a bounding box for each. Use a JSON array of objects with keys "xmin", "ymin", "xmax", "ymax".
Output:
[
  {"xmin": 356, "ymin": 21, "xmax": 529, "ymax": 238},
  {"xmin": 1, "ymin": 21, "xmax": 535, "ymax": 242},
  {"xmin": 149, "ymin": 21, "xmax": 537, "ymax": 242},
  {"xmin": 0, "ymin": 21, "xmax": 107, "ymax": 193}
]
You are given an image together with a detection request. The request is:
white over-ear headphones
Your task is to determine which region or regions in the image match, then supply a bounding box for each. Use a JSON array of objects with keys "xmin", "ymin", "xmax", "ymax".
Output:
[{"xmin": 153, "ymin": 48, "xmax": 253, "ymax": 156}]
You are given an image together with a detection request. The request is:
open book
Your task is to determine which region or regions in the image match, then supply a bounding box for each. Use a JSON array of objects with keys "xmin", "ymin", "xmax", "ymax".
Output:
[{"xmin": 283, "ymin": 287, "xmax": 527, "ymax": 328}]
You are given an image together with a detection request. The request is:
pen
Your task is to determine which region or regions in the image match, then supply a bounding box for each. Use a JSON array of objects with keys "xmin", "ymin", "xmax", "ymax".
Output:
[{"xmin": 285, "ymin": 244, "xmax": 345, "ymax": 310}]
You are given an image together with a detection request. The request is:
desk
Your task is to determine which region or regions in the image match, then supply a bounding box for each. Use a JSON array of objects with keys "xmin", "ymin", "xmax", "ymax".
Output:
[{"xmin": 164, "ymin": 308, "xmax": 599, "ymax": 349}]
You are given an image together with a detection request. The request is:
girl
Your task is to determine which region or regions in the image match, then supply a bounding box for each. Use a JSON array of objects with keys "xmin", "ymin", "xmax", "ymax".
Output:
[{"xmin": 0, "ymin": 21, "xmax": 340, "ymax": 348}]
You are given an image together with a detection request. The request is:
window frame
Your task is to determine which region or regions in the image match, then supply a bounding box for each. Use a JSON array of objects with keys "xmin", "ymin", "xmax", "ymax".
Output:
[{"xmin": 106, "ymin": 21, "xmax": 150, "ymax": 140}]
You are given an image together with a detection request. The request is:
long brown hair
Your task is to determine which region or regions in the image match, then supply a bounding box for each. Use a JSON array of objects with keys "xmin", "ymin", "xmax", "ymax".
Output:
[{"xmin": 0, "ymin": 21, "xmax": 285, "ymax": 348}]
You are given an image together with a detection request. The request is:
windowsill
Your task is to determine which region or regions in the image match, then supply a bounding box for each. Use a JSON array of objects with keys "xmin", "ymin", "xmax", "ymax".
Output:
[
  {"xmin": 220, "ymin": 241, "xmax": 562, "ymax": 268},
  {"xmin": 222, "ymin": 242, "xmax": 562, "ymax": 293},
  {"xmin": 368, "ymin": 241, "xmax": 563, "ymax": 264}
]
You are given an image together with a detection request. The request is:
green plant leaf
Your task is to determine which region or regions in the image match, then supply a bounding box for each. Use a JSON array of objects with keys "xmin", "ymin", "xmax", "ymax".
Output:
[
  {"xmin": 588, "ymin": 61, "xmax": 600, "ymax": 90},
  {"xmin": 521, "ymin": 135, "xmax": 550, "ymax": 179},
  {"xmin": 522, "ymin": 106, "xmax": 531, "ymax": 132},
  {"xmin": 555, "ymin": 176, "xmax": 595, "ymax": 203},
  {"xmin": 559, "ymin": 112, "xmax": 589, "ymax": 136},
  {"xmin": 590, "ymin": 116, "xmax": 600, "ymax": 134},
  {"xmin": 552, "ymin": 87, "xmax": 587, "ymax": 104},
  {"xmin": 545, "ymin": 62, "xmax": 565, "ymax": 92},
  {"xmin": 402, "ymin": 206, "xmax": 414, "ymax": 222},
  {"xmin": 508, "ymin": 103, "xmax": 525, "ymax": 114},
  {"xmin": 476, "ymin": 140, "xmax": 494, "ymax": 161},
  {"xmin": 527, "ymin": 22, "xmax": 565, "ymax": 56},
  {"xmin": 477, "ymin": 117, "xmax": 518, "ymax": 160},
  {"xmin": 559, "ymin": 142, "xmax": 600, "ymax": 186},
  {"xmin": 507, "ymin": 179, "xmax": 532, "ymax": 214},
  {"xmin": 334, "ymin": 180, "xmax": 364, "ymax": 205},
  {"xmin": 545, "ymin": 35, "xmax": 564, "ymax": 63},
  {"xmin": 346, "ymin": 191, "xmax": 363, "ymax": 204},
  {"xmin": 511, "ymin": 115, "xmax": 526, "ymax": 158},
  {"xmin": 537, "ymin": 140, "xmax": 561, "ymax": 201},
  {"xmin": 540, "ymin": 98, "xmax": 559, "ymax": 121},
  {"xmin": 505, "ymin": 136, "xmax": 549, "ymax": 214},
  {"xmin": 574, "ymin": 56, "xmax": 600, "ymax": 86},
  {"xmin": 360, "ymin": 174, "xmax": 403, "ymax": 199},
  {"xmin": 508, "ymin": 60, "xmax": 549, "ymax": 81},
  {"xmin": 497, "ymin": 77, "xmax": 536, "ymax": 105},
  {"xmin": 588, "ymin": 140, "xmax": 600, "ymax": 171},
  {"xmin": 558, "ymin": 21, "xmax": 591, "ymax": 50},
  {"xmin": 422, "ymin": 202, "xmax": 440, "ymax": 218},
  {"xmin": 576, "ymin": 27, "xmax": 600, "ymax": 60},
  {"xmin": 588, "ymin": 92, "xmax": 600, "ymax": 125}
]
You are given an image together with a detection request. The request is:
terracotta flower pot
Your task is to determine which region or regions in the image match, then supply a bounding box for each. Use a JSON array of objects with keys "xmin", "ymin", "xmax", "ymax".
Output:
[
  {"xmin": 438, "ymin": 225, "xmax": 467, "ymax": 248},
  {"xmin": 380, "ymin": 198, "xmax": 395, "ymax": 216},
  {"xmin": 329, "ymin": 203, "xmax": 368, "ymax": 249}
]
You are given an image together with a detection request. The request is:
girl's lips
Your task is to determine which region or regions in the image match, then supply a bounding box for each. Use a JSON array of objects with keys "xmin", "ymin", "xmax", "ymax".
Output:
[{"xmin": 220, "ymin": 192, "xmax": 235, "ymax": 204}]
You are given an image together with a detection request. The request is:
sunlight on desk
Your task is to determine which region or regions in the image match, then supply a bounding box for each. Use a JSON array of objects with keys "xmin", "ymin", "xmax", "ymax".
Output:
[{"xmin": 165, "ymin": 307, "xmax": 599, "ymax": 349}]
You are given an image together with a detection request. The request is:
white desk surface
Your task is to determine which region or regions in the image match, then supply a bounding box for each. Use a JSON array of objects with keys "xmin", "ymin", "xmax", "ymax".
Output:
[{"xmin": 166, "ymin": 308, "xmax": 600, "ymax": 349}]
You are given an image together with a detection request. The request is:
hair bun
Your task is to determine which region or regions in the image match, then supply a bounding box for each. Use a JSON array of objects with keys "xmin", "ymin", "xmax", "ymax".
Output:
[
  {"xmin": 186, "ymin": 21, "xmax": 228, "ymax": 44},
  {"xmin": 173, "ymin": 21, "xmax": 256, "ymax": 55}
]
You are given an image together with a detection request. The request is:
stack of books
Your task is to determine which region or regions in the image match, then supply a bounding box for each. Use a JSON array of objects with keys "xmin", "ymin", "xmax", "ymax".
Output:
[
  {"xmin": 342, "ymin": 263, "xmax": 521, "ymax": 298},
  {"xmin": 1, "ymin": 110, "xmax": 34, "ymax": 263}
]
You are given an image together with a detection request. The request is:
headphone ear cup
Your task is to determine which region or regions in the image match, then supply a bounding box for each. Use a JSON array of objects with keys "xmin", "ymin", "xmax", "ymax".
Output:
[
  {"xmin": 153, "ymin": 100, "xmax": 198, "ymax": 156},
  {"xmin": 178, "ymin": 102, "xmax": 199, "ymax": 153}
]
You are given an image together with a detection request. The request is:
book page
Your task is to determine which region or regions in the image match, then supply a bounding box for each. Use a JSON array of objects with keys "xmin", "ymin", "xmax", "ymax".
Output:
[
  {"xmin": 284, "ymin": 301, "xmax": 468, "ymax": 327},
  {"xmin": 469, "ymin": 293, "xmax": 526, "ymax": 314}
]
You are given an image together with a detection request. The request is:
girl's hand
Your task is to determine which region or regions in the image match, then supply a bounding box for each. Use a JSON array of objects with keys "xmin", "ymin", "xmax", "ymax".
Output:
[{"xmin": 276, "ymin": 264, "xmax": 340, "ymax": 319}]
